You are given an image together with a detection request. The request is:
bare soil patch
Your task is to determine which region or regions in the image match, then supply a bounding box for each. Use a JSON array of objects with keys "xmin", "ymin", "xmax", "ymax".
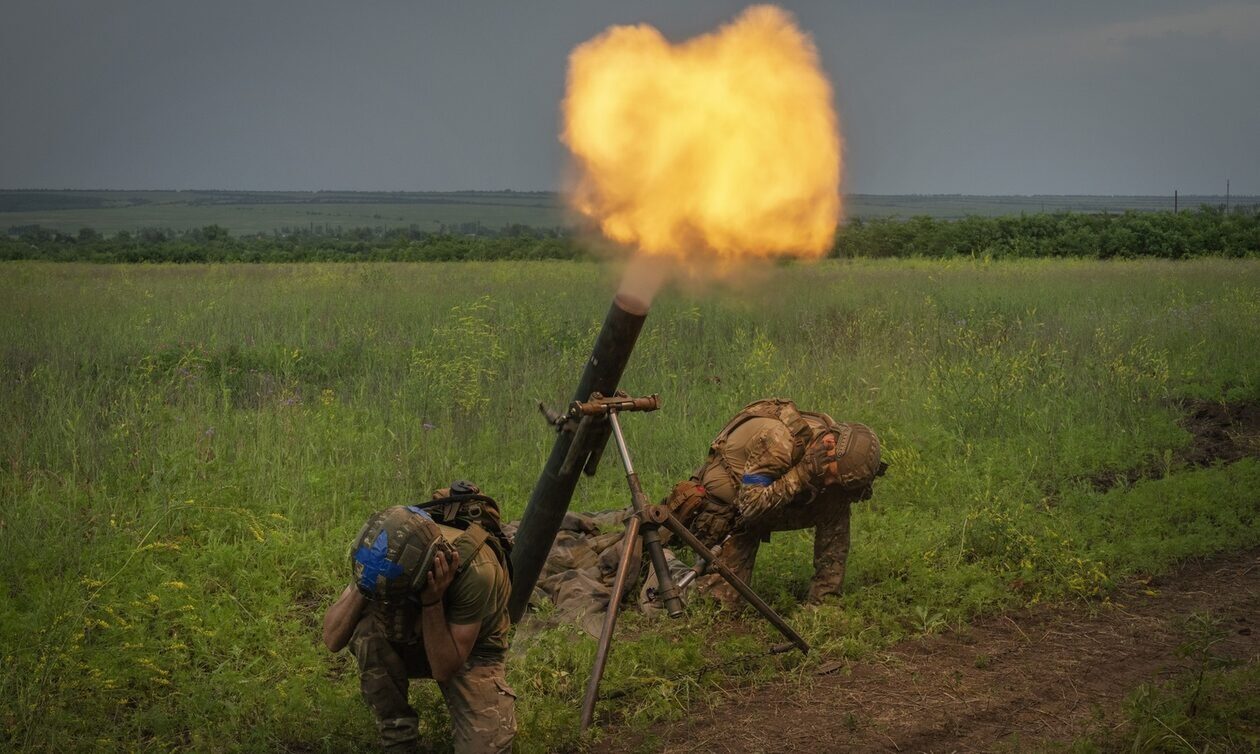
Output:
[
  {"xmin": 608, "ymin": 549, "xmax": 1260, "ymax": 753},
  {"xmin": 1084, "ymin": 399, "xmax": 1260, "ymax": 492}
]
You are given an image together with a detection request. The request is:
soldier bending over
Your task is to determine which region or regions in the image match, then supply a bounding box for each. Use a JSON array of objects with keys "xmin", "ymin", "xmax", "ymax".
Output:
[{"xmin": 668, "ymin": 399, "xmax": 886, "ymax": 605}]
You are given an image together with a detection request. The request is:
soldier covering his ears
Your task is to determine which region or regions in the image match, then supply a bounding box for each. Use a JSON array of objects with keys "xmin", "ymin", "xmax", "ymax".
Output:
[
  {"xmin": 322, "ymin": 482, "xmax": 516, "ymax": 754},
  {"xmin": 667, "ymin": 399, "xmax": 886, "ymax": 605}
]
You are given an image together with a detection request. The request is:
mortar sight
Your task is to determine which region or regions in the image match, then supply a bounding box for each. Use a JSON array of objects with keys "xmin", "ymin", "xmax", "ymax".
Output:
[{"xmin": 569, "ymin": 392, "xmax": 660, "ymax": 418}]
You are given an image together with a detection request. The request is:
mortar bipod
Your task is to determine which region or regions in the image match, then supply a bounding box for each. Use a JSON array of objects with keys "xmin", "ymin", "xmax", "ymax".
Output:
[{"xmin": 578, "ymin": 393, "xmax": 810, "ymax": 730}]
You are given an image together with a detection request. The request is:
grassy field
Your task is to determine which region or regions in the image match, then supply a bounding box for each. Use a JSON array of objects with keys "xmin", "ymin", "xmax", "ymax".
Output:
[
  {"xmin": 0, "ymin": 191, "xmax": 570, "ymax": 235},
  {"xmin": 4, "ymin": 190, "xmax": 1251, "ymax": 235},
  {"xmin": 2, "ymin": 259, "xmax": 1259, "ymax": 751}
]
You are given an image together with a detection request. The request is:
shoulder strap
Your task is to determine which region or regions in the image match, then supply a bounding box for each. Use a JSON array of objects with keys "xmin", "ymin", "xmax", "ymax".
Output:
[
  {"xmin": 450, "ymin": 522, "xmax": 514, "ymax": 580},
  {"xmin": 451, "ymin": 524, "xmax": 491, "ymax": 578}
]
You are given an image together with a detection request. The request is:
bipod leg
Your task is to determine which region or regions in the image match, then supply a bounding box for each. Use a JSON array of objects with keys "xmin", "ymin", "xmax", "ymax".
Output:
[
  {"xmin": 579, "ymin": 510, "xmax": 641, "ymax": 730},
  {"xmin": 647, "ymin": 505, "xmax": 810, "ymax": 655}
]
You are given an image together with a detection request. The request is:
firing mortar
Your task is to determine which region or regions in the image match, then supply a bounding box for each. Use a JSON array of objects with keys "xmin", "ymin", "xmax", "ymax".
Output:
[{"xmin": 507, "ymin": 293, "xmax": 648, "ymax": 621}]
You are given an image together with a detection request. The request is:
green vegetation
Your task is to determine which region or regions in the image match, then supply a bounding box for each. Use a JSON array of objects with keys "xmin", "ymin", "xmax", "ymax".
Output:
[
  {"xmin": 0, "ymin": 190, "xmax": 570, "ymax": 235},
  {"xmin": 838, "ymin": 209, "xmax": 1260, "ymax": 259},
  {"xmin": 4, "ymin": 189, "xmax": 1255, "ymax": 237},
  {"xmin": 1070, "ymin": 613, "xmax": 1259, "ymax": 752},
  {"xmin": 1, "ymin": 225, "xmax": 585, "ymax": 263},
  {"xmin": 2, "ymin": 259, "xmax": 1258, "ymax": 751},
  {"xmin": 4, "ymin": 207, "xmax": 1258, "ymax": 262}
]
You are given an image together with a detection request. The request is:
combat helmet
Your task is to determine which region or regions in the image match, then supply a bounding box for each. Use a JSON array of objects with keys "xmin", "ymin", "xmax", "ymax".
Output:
[
  {"xmin": 350, "ymin": 505, "xmax": 454, "ymax": 603},
  {"xmin": 831, "ymin": 422, "xmax": 885, "ymax": 491}
]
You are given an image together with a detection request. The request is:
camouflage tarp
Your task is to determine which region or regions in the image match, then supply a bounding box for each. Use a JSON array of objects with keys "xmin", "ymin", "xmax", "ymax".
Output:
[{"xmin": 508, "ymin": 508, "xmax": 696, "ymax": 637}]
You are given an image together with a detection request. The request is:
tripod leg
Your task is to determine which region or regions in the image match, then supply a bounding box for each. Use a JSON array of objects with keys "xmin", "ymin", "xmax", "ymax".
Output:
[
  {"xmin": 579, "ymin": 513, "xmax": 642, "ymax": 730},
  {"xmin": 607, "ymin": 411, "xmax": 684, "ymax": 617},
  {"xmin": 637, "ymin": 518, "xmax": 684, "ymax": 618},
  {"xmin": 654, "ymin": 508, "xmax": 810, "ymax": 655}
]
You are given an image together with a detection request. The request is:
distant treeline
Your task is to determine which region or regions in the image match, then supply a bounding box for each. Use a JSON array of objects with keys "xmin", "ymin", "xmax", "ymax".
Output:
[
  {"xmin": 837, "ymin": 207, "xmax": 1260, "ymax": 259},
  {"xmin": 0, "ymin": 224, "xmax": 584, "ymax": 262},
  {"xmin": 4, "ymin": 207, "xmax": 1257, "ymax": 262}
]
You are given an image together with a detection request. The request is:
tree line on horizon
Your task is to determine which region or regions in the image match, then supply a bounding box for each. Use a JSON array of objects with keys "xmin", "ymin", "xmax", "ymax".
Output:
[{"xmin": 3, "ymin": 207, "xmax": 1258, "ymax": 262}]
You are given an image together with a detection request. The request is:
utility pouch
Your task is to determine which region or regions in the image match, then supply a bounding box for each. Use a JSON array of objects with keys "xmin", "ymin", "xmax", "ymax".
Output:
[{"xmin": 665, "ymin": 479, "xmax": 709, "ymax": 529}]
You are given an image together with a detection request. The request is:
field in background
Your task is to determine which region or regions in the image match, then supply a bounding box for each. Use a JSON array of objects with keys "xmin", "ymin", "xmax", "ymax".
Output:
[
  {"xmin": 2, "ymin": 259, "xmax": 1259, "ymax": 751},
  {"xmin": 4, "ymin": 189, "xmax": 1251, "ymax": 235},
  {"xmin": 0, "ymin": 190, "xmax": 568, "ymax": 235}
]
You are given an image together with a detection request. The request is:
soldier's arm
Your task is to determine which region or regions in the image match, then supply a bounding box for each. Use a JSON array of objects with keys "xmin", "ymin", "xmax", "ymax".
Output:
[
  {"xmin": 734, "ymin": 424, "xmax": 815, "ymax": 521},
  {"xmin": 417, "ymin": 551, "xmax": 482, "ymax": 682},
  {"xmin": 322, "ymin": 584, "xmax": 366, "ymax": 652},
  {"xmin": 419, "ymin": 608, "xmax": 481, "ymax": 683}
]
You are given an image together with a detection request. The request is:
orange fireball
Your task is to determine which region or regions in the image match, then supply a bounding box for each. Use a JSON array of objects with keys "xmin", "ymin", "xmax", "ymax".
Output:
[{"xmin": 562, "ymin": 5, "xmax": 842, "ymax": 265}]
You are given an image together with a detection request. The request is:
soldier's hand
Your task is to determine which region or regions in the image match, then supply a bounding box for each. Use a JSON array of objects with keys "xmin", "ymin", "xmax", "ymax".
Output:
[
  {"xmin": 420, "ymin": 550, "xmax": 460, "ymax": 605},
  {"xmin": 803, "ymin": 432, "xmax": 839, "ymax": 483}
]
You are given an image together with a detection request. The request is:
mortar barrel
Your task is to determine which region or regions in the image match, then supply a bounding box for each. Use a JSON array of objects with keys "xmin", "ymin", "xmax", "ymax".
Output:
[{"xmin": 507, "ymin": 293, "xmax": 648, "ymax": 621}]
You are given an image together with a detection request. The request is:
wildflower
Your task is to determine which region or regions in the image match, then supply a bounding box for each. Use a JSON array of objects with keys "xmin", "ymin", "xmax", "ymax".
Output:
[{"xmin": 162, "ymin": 581, "xmax": 187, "ymax": 590}]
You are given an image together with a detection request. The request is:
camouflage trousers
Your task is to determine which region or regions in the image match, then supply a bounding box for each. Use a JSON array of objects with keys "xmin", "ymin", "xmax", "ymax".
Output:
[
  {"xmin": 697, "ymin": 497, "xmax": 851, "ymax": 606},
  {"xmin": 349, "ymin": 617, "xmax": 517, "ymax": 754}
]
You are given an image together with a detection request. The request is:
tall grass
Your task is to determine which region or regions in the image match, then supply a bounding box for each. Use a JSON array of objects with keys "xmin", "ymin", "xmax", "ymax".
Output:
[{"xmin": 2, "ymin": 259, "xmax": 1258, "ymax": 751}]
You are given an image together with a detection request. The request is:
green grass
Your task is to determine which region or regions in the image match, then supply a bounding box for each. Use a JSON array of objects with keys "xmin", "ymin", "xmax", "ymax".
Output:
[
  {"xmin": 2, "ymin": 258, "xmax": 1259, "ymax": 751},
  {"xmin": 0, "ymin": 191, "xmax": 569, "ymax": 235},
  {"xmin": 1066, "ymin": 613, "xmax": 1260, "ymax": 753}
]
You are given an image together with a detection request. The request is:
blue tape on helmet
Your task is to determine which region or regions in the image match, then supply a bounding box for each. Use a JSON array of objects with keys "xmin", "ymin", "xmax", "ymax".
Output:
[{"xmin": 354, "ymin": 529, "xmax": 403, "ymax": 593}]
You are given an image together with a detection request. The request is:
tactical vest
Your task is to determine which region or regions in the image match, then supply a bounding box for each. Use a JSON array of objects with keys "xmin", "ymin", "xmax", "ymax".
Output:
[
  {"xmin": 705, "ymin": 399, "xmax": 854, "ymax": 497},
  {"xmin": 707, "ymin": 398, "xmax": 818, "ymax": 479}
]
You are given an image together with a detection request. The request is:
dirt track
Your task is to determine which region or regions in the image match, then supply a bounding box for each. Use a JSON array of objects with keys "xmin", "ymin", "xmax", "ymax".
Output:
[{"xmin": 611, "ymin": 549, "xmax": 1260, "ymax": 753}]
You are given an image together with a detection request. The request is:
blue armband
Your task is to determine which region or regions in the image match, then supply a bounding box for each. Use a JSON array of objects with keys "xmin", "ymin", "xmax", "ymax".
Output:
[{"xmin": 741, "ymin": 473, "xmax": 775, "ymax": 487}]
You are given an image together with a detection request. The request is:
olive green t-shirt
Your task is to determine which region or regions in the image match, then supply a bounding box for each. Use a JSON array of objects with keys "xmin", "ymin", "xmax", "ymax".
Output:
[{"xmin": 434, "ymin": 523, "xmax": 511, "ymax": 660}]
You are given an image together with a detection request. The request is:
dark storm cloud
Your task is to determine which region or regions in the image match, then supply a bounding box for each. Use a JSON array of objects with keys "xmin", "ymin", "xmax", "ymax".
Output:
[{"xmin": 2, "ymin": 0, "xmax": 1256, "ymax": 193}]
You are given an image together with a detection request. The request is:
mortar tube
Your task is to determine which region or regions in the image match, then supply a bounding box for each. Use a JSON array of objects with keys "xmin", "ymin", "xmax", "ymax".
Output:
[{"xmin": 507, "ymin": 293, "xmax": 648, "ymax": 621}]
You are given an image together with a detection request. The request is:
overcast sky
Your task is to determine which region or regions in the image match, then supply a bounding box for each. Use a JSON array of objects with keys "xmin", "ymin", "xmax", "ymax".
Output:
[{"xmin": 2, "ymin": 0, "xmax": 1257, "ymax": 194}]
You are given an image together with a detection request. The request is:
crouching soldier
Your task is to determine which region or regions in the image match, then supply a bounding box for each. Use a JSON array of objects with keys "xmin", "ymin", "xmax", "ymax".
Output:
[
  {"xmin": 668, "ymin": 399, "xmax": 886, "ymax": 606},
  {"xmin": 323, "ymin": 482, "xmax": 516, "ymax": 754}
]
